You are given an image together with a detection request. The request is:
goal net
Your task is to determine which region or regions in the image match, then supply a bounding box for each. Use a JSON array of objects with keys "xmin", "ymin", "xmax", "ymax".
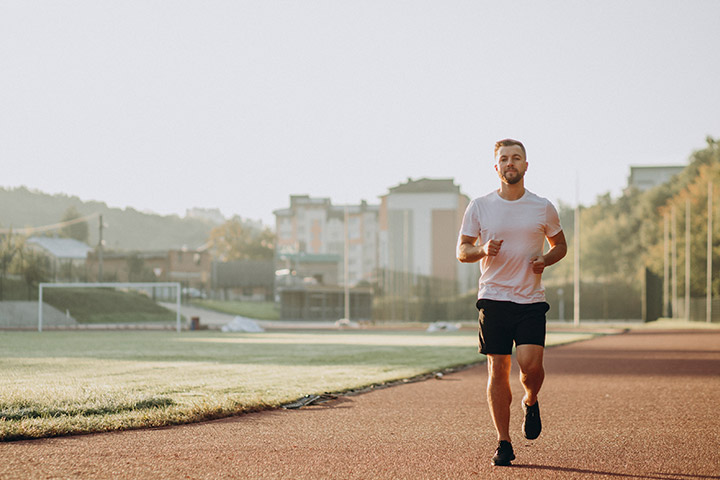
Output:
[{"xmin": 37, "ymin": 282, "xmax": 182, "ymax": 332}]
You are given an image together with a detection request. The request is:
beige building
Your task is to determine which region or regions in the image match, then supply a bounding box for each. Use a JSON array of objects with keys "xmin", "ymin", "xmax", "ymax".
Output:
[
  {"xmin": 274, "ymin": 196, "xmax": 380, "ymax": 286},
  {"xmin": 379, "ymin": 178, "xmax": 476, "ymax": 295}
]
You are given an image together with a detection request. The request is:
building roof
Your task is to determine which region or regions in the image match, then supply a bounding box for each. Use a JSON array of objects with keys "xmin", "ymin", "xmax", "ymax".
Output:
[
  {"xmin": 273, "ymin": 208, "xmax": 293, "ymax": 217},
  {"xmin": 274, "ymin": 197, "xmax": 379, "ymax": 219},
  {"xmin": 387, "ymin": 178, "xmax": 461, "ymax": 195},
  {"xmin": 327, "ymin": 201, "xmax": 380, "ymax": 220},
  {"xmin": 27, "ymin": 237, "xmax": 93, "ymax": 260},
  {"xmin": 290, "ymin": 195, "xmax": 331, "ymax": 207}
]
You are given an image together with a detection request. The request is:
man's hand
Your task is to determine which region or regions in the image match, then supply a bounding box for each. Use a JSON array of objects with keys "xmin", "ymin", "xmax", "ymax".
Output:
[
  {"xmin": 483, "ymin": 239, "xmax": 503, "ymax": 257},
  {"xmin": 530, "ymin": 256, "xmax": 545, "ymax": 274}
]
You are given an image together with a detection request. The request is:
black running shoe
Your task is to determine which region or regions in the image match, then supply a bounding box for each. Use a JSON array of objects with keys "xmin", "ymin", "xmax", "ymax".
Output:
[
  {"xmin": 491, "ymin": 440, "xmax": 515, "ymax": 466},
  {"xmin": 522, "ymin": 400, "xmax": 542, "ymax": 440}
]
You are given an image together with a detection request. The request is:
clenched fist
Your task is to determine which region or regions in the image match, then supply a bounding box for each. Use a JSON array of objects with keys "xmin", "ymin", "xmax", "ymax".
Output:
[
  {"xmin": 530, "ymin": 256, "xmax": 546, "ymax": 274},
  {"xmin": 483, "ymin": 239, "xmax": 503, "ymax": 257}
]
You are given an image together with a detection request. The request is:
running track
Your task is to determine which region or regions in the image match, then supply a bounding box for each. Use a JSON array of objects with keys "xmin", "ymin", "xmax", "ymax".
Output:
[{"xmin": 1, "ymin": 329, "xmax": 719, "ymax": 479}]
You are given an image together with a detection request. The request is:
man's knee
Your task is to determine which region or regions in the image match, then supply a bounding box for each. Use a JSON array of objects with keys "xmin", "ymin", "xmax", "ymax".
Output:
[
  {"xmin": 519, "ymin": 361, "xmax": 544, "ymax": 378},
  {"xmin": 516, "ymin": 345, "xmax": 544, "ymax": 375},
  {"xmin": 488, "ymin": 354, "xmax": 512, "ymax": 379}
]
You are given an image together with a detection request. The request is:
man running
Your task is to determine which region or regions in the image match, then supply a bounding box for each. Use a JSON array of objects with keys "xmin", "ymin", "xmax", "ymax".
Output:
[{"xmin": 457, "ymin": 138, "xmax": 567, "ymax": 466}]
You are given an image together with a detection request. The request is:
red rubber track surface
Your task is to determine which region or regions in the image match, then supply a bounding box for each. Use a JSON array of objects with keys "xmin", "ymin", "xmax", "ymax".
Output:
[{"xmin": 1, "ymin": 329, "xmax": 719, "ymax": 479}]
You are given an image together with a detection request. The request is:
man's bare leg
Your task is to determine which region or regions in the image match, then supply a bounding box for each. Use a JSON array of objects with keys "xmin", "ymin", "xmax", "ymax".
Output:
[
  {"xmin": 516, "ymin": 344, "xmax": 544, "ymax": 406},
  {"xmin": 486, "ymin": 354, "xmax": 513, "ymax": 442},
  {"xmin": 516, "ymin": 344, "xmax": 544, "ymax": 440}
]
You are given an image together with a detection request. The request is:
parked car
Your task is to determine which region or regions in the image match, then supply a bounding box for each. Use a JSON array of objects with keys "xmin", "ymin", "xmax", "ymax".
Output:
[{"xmin": 182, "ymin": 287, "xmax": 207, "ymax": 299}]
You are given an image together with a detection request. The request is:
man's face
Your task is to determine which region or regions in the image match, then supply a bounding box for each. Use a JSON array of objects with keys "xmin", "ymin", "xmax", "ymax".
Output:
[{"xmin": 495, "ymin": 145, "xmax": 527, "ymax": 185}]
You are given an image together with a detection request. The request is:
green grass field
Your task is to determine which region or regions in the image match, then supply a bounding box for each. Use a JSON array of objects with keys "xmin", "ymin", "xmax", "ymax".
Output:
[{"xmin": 0, "ymin": 329, "xmax": 594, "ymax": 441}]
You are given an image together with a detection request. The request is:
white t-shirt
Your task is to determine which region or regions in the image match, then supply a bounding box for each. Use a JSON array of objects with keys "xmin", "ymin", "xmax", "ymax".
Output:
[{"xmin": 459, "ymin": 190, "xmax": 562, "ymax": 304}]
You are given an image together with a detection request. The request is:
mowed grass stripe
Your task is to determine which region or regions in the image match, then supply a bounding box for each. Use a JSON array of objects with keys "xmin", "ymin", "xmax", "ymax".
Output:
[{"xmin": 0, "ymin": 330, "xmax": 593, "ymax": 441}]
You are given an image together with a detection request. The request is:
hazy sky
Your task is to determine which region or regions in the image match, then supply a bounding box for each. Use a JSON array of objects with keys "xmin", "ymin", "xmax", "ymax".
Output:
[{"xmin": 2, "ymin": 1, "xmax": 719, "ymax": 226}]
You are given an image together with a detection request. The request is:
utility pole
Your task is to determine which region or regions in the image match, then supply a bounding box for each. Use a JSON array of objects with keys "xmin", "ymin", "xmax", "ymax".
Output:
[
  {"xmin": 685, "ymin": 199, "xmax": 691, "ymax": 321},
  {"xmin": 98, "ymin": 215, "xmax": 104, "ymax": 282},
  {"xmin": 663, "ymin": 213, "xmax": 669, "ymax": 317},
  {"xmin": 403, "ymin": 209, "xmax": 409, "ymax": 323},
  {"xmin": 672, "ymin": 205, "xmax": 678, "ymax": 318},
  {"xmin": 708, "ymin": 182, "xmax": 713, "ymax": 323},
  {"xmin": 573, "ymin": 202, "xmax": 580, "ymax": 326},
  {"xmin": 573, "ymin": 171, "xmax": 580, "ymax": 326},
  {"xmin": 344, "ymin": 205, "xmax": 350, "ymax": 321}
]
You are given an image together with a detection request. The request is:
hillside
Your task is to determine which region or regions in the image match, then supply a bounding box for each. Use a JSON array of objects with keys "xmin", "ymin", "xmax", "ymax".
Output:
[
  {"xmin": 0, "ymin": 278, "xmax": 177, "ymax": 325},
  {"xmin": 0, "ymin": 186, "xmax": 215, "ymax": 251}
]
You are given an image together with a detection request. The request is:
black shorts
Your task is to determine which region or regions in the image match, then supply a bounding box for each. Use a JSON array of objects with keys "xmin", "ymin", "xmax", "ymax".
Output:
[{"xmin": 476, "ymin": 299, "xmax": 549, "ymax": 355}]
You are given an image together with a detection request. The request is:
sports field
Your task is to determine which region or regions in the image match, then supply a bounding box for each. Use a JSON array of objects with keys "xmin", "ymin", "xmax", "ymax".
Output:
[{"xmin": 0, "ymin": 329, "xmax": 593, "ymax": 441}]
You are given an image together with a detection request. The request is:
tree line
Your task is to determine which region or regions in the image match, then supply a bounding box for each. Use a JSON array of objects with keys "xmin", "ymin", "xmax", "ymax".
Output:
[{"xmin": 542, "ymin": 137, "xmax": 719, "ymax": 316}]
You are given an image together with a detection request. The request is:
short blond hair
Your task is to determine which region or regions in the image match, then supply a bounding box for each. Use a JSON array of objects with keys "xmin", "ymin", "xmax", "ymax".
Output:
[{"xmin": 494, "ymin": 139, "xmax": 526, "ymax": 158}]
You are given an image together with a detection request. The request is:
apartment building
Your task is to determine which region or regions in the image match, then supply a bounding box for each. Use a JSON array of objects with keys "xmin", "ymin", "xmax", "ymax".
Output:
[
  {"xmin": 274, "ymin": 178, "xmax": 477, "ymax": 294},
  {"xmin": 274, "ymin": 195, "xmax": 380, "ymax": 286},
  {"xmin": 379, "ymin": 178, "xmax": 476, "ymax": 295}
]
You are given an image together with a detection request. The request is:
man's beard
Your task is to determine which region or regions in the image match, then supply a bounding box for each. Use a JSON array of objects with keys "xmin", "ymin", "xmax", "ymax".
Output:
[{"xmin": 499, "ymin": 169, "xmax": 524, "ymax": 185}]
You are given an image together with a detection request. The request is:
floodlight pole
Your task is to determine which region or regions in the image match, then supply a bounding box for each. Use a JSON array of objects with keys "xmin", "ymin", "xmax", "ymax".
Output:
[
  {"xmin": 38, "ymin": 284, "xmax": 44, "ymax": 332},
  {"xmin": 573, "ymin": 172, "xmax": 580, "ymax": 326},
  {"xmin": 685, "ymin": 199, "xmax": 691, "ymax": 321},
  {"xmin": 344, "ymin": 205, "xmax": 350, "ymax": 321},
  {"xmin": 98, "ymin": 215, "xmax": 104, "ymax": 282},
  {"xmin": 672, "ymin": 205, "xmax": 678, "ymax": 318},
  {"xmin": 403, "ymin": 209, "xmax": 410, "ymax": 323},
  {"xmin": 708, "ymin": 181, "xmax": 713, "ymax": 323},
  {"xmin": 573, "ymin": 202, "xmax": 580, "ymax": 326},
  {"xmin": 663, "ymin": 213, "xmax": 670, "ymax": 317},
  {"xmin": 176, "ymin": 282, "xmax": 182, "ymax": 332}
]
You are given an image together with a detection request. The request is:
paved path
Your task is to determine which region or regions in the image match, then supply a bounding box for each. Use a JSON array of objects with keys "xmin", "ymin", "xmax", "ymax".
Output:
[
  {"xmin": 160, "ymin": 303, "xmax": 341, "ymax": 330},
  {"xmin": 1, "ymin": 329, "xmax": 719, "ymax": 479}
]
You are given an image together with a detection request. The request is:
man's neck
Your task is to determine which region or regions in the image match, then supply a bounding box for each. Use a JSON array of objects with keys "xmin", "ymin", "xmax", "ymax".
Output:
[{"xmin": 497, "ymin": 182, "xmax": 525, "ymax": 201}]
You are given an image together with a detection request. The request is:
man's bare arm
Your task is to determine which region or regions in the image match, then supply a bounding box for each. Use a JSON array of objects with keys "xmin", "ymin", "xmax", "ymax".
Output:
[
  {"xmin": 530, "ymin": 231, "xmax": 568, "ymax": 274},
  {"xmin": 457, "ymin": 235, "xmax": 504, "ymax": 263}
]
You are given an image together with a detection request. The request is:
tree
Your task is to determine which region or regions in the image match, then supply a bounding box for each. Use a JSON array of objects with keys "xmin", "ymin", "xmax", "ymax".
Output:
[
  {"xmin": 581, "ymin": 136, "xmax": 720, "ymax": 300},
  {"xmin": 60, "ymin": 206, "xmax": 89, "ymax": 243},
  {"xmin": 126, "ymin": 252, "xmax": 155, "ymax": 282},
  {"xmin": 648, "ymin": 138, "xmax": 720, "ymax": 297},
  {"xmin": 0, "ymin": 232, "xmax": 21, "ymax": 300},
  {"xmin": 207, "ymin": 217, "xmax": 275, "ymax": 261},
  {"xmin": 20, "ymin": 248, "xmax": 49, "ymax": 300}
]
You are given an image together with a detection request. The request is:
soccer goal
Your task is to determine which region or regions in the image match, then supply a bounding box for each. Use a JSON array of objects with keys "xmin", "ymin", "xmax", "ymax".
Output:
[{"xmin": 37, "ymin": 282, "xmax": 182, "ymax": 333}]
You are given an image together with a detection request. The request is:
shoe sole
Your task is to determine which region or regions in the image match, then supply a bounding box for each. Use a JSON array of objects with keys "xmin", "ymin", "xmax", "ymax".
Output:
[{"xmin": 491, "ymin": 453, "xmax": 515, "ymax": 466}]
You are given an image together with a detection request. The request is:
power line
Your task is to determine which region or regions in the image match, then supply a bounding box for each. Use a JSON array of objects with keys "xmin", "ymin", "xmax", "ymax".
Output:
[{"xmin": 0, "ymin": 213, "xmax": 100, "ymax": 235}]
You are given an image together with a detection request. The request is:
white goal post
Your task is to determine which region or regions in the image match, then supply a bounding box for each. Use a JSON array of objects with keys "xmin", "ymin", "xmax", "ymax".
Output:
[{"xmin": 38, "ymin": 282, "xmax": 182, "ymax": 333}]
